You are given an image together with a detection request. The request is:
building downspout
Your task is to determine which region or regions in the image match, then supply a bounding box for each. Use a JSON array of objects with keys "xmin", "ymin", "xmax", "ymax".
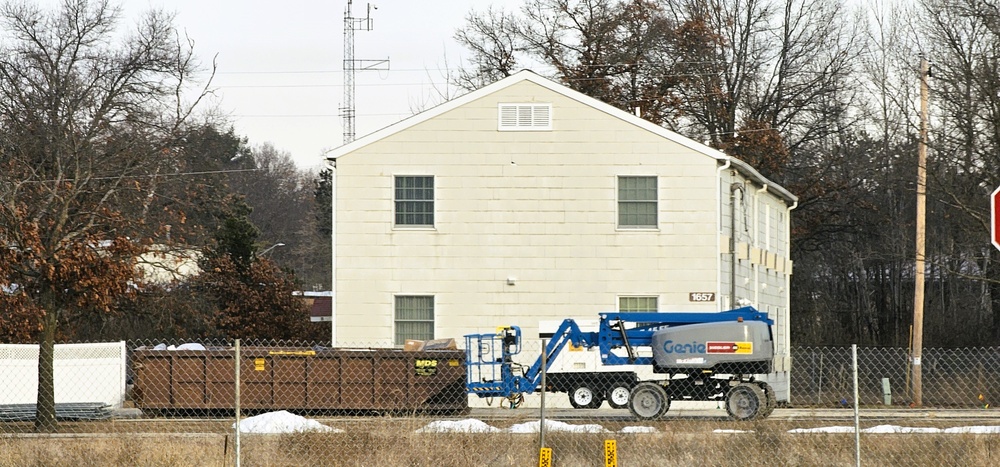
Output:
[
  {"xmin": 730, "ymin": 181, "xmax": 745, "ymax": 308},
  {"xmin": 784, "ymin": 199, "xmax": 798, "ymax": 370},
  {"xmin": 755, "ymin": 184, "xmax": 768, "ymax": 307},
  {"xmin": 329, "ymin": 158, "xmax": 338, "ymax": 346},
  {"xmin": 716, "ymin": 158, "xmax": 731, "ymax": 311}
]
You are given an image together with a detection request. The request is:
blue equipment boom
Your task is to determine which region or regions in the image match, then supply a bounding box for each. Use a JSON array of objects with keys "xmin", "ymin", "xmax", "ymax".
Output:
[{"xmin": 464, "ymin": 306, "xmax": 778, "ymax": 420}]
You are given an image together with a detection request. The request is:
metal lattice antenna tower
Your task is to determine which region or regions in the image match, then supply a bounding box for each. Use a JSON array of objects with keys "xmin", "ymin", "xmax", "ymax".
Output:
[{"xmin": 341, "ymin": 1, "xmax": 388, "ymax": 145}]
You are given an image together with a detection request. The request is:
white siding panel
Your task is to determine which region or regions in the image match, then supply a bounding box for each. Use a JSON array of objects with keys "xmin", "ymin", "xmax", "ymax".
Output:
[{"xmin": 333, "ymin": 80, "xmax": 781, "ymax": 344}]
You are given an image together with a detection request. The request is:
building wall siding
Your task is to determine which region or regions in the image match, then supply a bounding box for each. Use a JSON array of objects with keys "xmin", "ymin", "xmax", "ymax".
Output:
[{"xmin": 335, "ymin": 81, "xmax": 725, "ymax": 344}]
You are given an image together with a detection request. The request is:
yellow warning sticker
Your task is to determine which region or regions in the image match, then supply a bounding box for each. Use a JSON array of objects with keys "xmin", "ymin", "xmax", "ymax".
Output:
[
  {"xmin": 254, "ymin": 358, "xmax": 265, "ymax": 371},
  {"xmin": 538, "ymin": 447, "xmax": 552, "ymax": 467},
  {"xmin": 706, "ymin": 341, "xmax": 753, "ymax": 354}
]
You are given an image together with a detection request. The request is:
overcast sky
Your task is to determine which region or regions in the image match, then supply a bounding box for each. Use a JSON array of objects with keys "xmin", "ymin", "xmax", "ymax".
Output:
[{"xmin": 124, "ymin": 0, "xmax": 499, "ymax": 169}]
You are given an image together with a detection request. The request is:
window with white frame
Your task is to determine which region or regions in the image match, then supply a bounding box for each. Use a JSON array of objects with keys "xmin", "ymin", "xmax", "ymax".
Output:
[
  {"xmin": 395, "ymin": 175, "xmax": 434, "ymax": 226},
  {"xmin": 394, "ymin": 295, "xmax": 434, "ymax": 345},
  {"xmin": 618, "ymin": 176, "xmax": 658, "ymax": 228},
  {"xmin": 619, "ymin": 296, "xmax": 658, "ymax": 313},
  {"xmin": 498, "ymin": 103, "xmax": 552, "ymax": 130},
  {"xmin": 756, "ymin": 197, "xmax": 766, "ymax": 248},
  {"xmin": 766, "ymin": 203, "xmax": 774, "ymax": 251},
  {"xmin": 777, "ymin": 211, "xmax": 786, "ymax": 256}
]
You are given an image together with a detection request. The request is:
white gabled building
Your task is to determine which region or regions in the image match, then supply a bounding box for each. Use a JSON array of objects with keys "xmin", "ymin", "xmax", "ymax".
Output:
[{"xmin": 326, "ymin": 70, "xmax": 797, "ymax": 399}]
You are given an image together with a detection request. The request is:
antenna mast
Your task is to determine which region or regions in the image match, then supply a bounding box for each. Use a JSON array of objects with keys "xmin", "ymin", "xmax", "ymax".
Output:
[{"xmin": 342, "ymin": 1, "xmax": 388, "ymax": 145}]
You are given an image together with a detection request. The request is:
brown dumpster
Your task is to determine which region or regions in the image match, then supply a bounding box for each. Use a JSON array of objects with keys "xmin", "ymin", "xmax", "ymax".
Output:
[{"xmin": 132, "ymin": 346, "xmax": 467, "ymax": 414}]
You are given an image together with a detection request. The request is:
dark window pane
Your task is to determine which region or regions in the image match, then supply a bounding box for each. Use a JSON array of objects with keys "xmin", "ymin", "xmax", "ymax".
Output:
[
  {"xmin": 395, "ymin": 296, "xmax": 434, "ymax": 345},
  {"xmin": 395, "ymin": 176, "xmax": 434, "ymax": 226},
  {"xmin": 618, "ymin": 176, "xmax": 657, "ymax": 227}
]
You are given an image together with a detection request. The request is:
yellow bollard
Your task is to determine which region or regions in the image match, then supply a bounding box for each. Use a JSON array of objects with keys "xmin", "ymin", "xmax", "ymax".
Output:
[
  {"xmin": 604, "ymin": 440, "xmax": 618, "ymax": 467},
  {"xmin": 539, "ymin": 447, "xmax": 552, "ymax": 467}
]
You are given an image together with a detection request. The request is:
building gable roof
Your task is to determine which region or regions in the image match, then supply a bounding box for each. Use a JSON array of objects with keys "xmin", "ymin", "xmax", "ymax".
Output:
[{"xmin": 327, "ymin": 69, "xmax": 796, "ymax": 205}]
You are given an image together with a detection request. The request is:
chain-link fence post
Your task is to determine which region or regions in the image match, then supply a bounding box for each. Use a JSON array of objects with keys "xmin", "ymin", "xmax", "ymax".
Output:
[
  {"xmin": 852, "ymin": 343, "xmax": 860, "ymax": 467},
  {"xmin": 234, "ymin": 338, "xmax": 241, "ymax": 467},
  {"xmin": 539, "ymin": 337, "xmax": 548, "ymax": 455}
]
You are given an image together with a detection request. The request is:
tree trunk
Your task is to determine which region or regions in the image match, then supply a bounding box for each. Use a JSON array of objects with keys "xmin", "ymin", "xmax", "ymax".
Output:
[{"xmin": 34, "ymin": 309, "xmax": 58, "ymax": 433}]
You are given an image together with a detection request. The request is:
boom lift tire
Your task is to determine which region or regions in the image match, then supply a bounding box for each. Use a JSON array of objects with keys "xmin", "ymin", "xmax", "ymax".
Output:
[
  {"xmin": 628, "ymin": 382, "xmax": 670, "ymax": 420},
  {"xmin": 759, "ymin": 382, "xmax": 777, "ymax": 418},
  {"xmin": 725, "ymin": 382, "xmax": 767, "ymax": 421},
  {"xmin": 607, "ymin": 383, "xmax": 631, "ymax": 409},
  {"xmin": 569, "ymin": 385, "xmax": 603, "ymax": 409}
]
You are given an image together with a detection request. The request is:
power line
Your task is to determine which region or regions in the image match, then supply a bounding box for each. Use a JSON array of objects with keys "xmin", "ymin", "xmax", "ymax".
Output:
[
  {"xmin": 235, "ymin": 113, "xmax": 408, "ymax": 118},
  {"xmin": 213, "ymin": 69, "xmax": 822, "ymax": 90},
  {"xmin": 218, "ymin": 83, "xmax": 410, "ymax": 89},
  {"xmin": 218, "ymin": 68, "xmax": 443, "ymax": 75},
  {"xmin": 212, "ymin": 61, "xmax": 743, "ymax": 75},
  {"xmin": 24, "ymin": 168, "xmax": 262, "ymax": 184}
]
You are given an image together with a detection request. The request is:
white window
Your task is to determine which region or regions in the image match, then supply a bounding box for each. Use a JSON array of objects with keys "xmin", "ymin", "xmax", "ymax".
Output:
[
  {"xmin": 394, "ymin": 295, "xmax": 434, "ymax": 345},
  {"xmin": 618, "ymin": 176, "xmax": 658, "ymax": 228},
  {"xmin": 757, "ymin": 197, "xmax": 766, "ymax": 247},
  {"xmin": 619, "ymin": 296, "xmax": 658, "ymax": 312},
  {"xmin": 498, "ymin": 103, "xmax": 552, "ymax": 131},
  {"xmin": 394, "ymin": 175, "xmax": 434, "ymax": 227},
  {"xmin": 777, "ymin": 211, "xmax": 786, "ymax": 256},
  {"xmin": 766, "ymin": 204, "xmax": 773, "ymax": 251}
]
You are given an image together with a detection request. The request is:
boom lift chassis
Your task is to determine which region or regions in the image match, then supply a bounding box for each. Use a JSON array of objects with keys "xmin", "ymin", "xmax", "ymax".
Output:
[{"xmin": 465, "ymin": 307, "xmax": 779, "ymax": 421}]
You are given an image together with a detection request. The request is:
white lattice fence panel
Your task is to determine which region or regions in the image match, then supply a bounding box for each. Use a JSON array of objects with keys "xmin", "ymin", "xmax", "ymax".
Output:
[{"xmin": 0, "ymin": 342, "xmax": 126, "ymax": 407}]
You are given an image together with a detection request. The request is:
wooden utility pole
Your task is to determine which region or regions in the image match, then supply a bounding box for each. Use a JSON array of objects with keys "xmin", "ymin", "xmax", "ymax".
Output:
[{"xmin": 912, "ymin": 57, "xmax": 929, "ymax": 407}]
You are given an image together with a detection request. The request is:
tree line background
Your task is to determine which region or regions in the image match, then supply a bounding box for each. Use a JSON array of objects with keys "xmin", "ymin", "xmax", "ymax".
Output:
[
  {"xmin": 4, "ymin": 0, "xmax": 1000, "ymax": 356},
  {"xmin": 449, "ymin": 0, "xmax": 1000, "ymax": 348}
]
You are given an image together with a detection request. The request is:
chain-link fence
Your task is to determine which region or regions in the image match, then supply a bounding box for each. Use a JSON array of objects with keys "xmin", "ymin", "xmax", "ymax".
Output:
[
  {"xmin": 790, "ymin": 346, "xmax": 1000, "ymax": 409},
  {"xmin": 2, "ymin": 339, "xmax": 999, "ymax": 466}
]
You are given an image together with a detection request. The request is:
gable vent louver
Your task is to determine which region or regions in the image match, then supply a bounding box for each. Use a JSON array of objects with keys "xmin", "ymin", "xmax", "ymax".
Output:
[{"xmin": 498, "ymin": 103, "xmax": 552, "ymax": 131}]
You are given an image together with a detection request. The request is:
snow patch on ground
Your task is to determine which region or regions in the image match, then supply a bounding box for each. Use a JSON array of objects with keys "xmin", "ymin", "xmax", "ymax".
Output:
[
  {"xmin": 416, "ymin": 420, "xmax": 1000, "ymax": 435},
  {"xmin": 944, "ymin": 425, "xmax": 1000, "ymax": 434},
  {"xmin": 789, "ymin": 425, "xmax": 1000, "ymax": 434},
  {"xmin": 619, "ymin": 426, "xmax": 659, "ymax": 434},
  {"xmin": 231, "ymin": 412, "xmax": 1000, "ymax": 437},
  {"xmin": 788, "ymin": 426, "xmax": 858, "ymax": 434},
  {"xmin": 416, "ymin": 419, "xmax": 501, "ymax": 433},
  {"xmin": 416, "ymin": 419, "xmax": 655, "ymax": 434},
  {"xmin": 864, "ymin": 425, "xmax": 942, "ymax": 434},
  {"xmin": 509, "ymin": 420, "xmax": 611, "ymax": 433},
  {"xmin": 235, "ymin": 410, "xmax": 342, "ymax": 434}
]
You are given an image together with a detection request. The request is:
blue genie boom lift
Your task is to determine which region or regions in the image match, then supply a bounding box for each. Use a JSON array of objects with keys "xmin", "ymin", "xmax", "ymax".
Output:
[{"xmin": 464, "ymin": 306, "xmax": 777, "ymax": 421}]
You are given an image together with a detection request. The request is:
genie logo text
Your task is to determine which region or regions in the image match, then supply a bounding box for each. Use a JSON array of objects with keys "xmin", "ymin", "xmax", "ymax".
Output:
[{"xmin": 661, "ymin": 340, "xmax": 706, "ymax": 354}]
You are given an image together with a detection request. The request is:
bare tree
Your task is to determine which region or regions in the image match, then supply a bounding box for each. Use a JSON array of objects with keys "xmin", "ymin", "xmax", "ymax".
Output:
[
  {"xmin": 916, "ymin": 0, "xmax": 1000, "ymax": 342},
  {"xmin": 454, "ymin": 0, "xmax": 680, "ymax": 124},
  {"xmin": 454, "ymin": 6, "xmax": 523, "ymax": 90},
  {"xmin": 0, "ymin": 0, "xmax": 211, "ymax": 431}
]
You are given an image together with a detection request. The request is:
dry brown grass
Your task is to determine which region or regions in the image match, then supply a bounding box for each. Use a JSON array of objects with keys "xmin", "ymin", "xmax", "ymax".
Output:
[
  {"xmin": 0, "ymin": 436, "xmax": 226, "ymax": 467},
  {"xmin": 2, "ymin": 418, "xmax": 999, "ymax": 466}
]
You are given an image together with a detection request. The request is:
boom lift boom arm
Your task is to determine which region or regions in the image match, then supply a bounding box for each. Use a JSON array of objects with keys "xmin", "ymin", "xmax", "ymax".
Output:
[{"xmin": 465, "ymin": 306, "xmax": 775, "ymax": 418}]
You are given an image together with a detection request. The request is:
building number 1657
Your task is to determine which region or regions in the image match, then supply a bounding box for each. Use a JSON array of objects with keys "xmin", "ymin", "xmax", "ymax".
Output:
[{"xmin": 688, "ymin": 292, "xmax": 716, "ymax": 302}]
